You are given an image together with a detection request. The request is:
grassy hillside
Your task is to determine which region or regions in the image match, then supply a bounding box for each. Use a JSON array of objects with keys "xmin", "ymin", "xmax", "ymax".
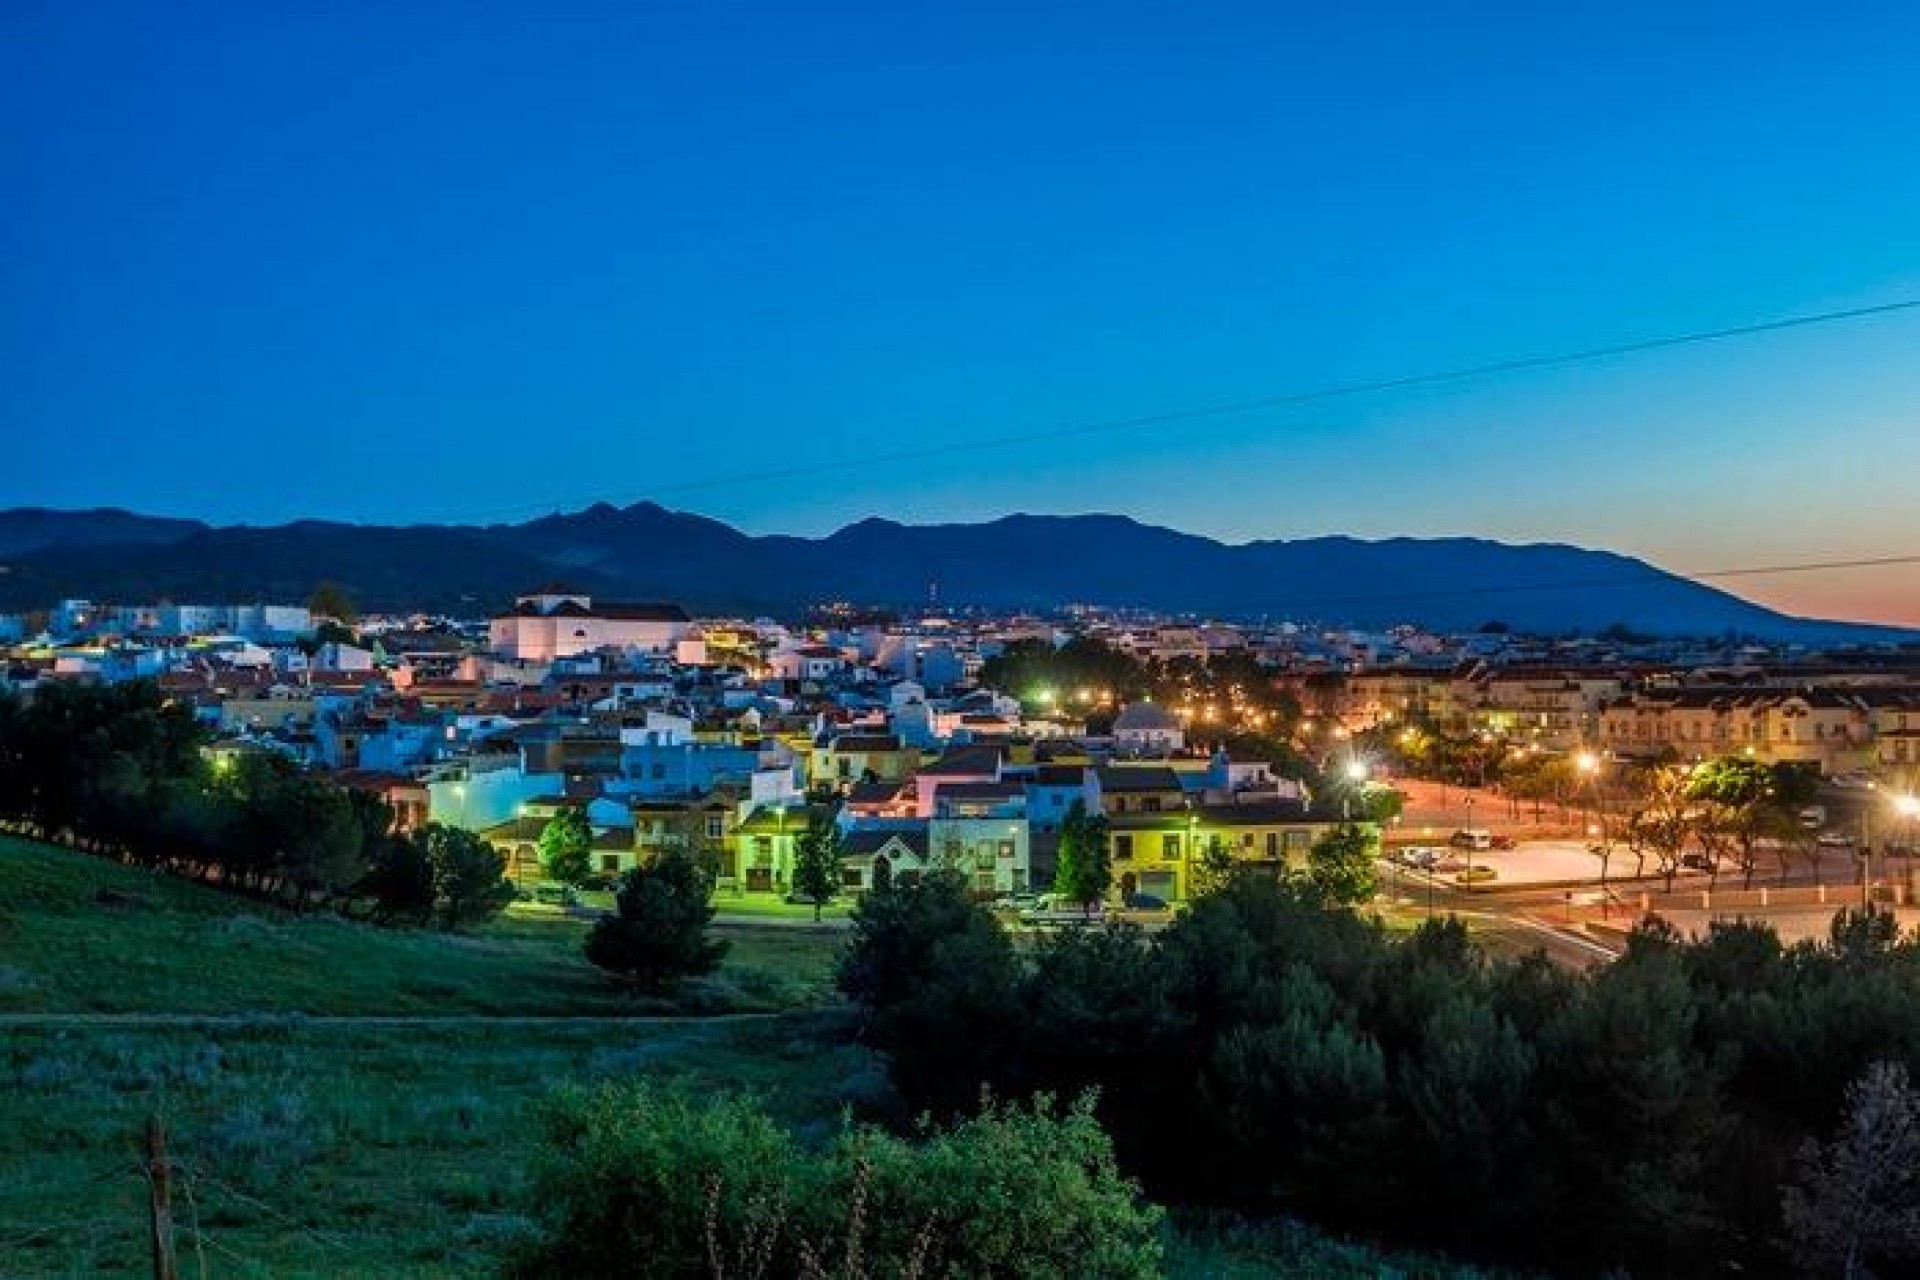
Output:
[
  {"xmin": 0, "ymin": 836, "xmax": 841, "ymax": 1015},
  {"xmin": 0, "ymin": 837, "xmax": 1512, "ymax": 1278},
  {"xmin": 0, "ymin": 1014, "xmax": 872, "ymax": 1277}
]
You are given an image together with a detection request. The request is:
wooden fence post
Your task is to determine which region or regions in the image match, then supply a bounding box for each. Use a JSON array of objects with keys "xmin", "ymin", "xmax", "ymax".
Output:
[{"xmin": 147, "ymin": 1114, "xmax": 178, "ymax": 1280}]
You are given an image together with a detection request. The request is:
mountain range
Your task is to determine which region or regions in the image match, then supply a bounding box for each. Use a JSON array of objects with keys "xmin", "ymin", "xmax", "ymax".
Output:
[{"xmin": 0, "ymin": 503, "xmax": 1907, "ymax": 642}]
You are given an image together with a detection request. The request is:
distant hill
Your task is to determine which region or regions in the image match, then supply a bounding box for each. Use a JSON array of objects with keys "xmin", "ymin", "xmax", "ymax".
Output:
[
  {"xmin": 0, "ymin": 507, "xmax": 205, "ymax": 557},
  {"xmin": 0, "ymin": 501, "xmax": 1907, "ymax": 642}
]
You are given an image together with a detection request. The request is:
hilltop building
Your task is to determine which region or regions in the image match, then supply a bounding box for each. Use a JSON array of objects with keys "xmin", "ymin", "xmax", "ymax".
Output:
[{"xmin": 488, "ymin": 585, "xmax": 690, "ymax": 662}]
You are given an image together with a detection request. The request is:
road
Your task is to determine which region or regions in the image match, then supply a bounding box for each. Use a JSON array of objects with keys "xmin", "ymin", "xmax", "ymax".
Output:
[{"xmin": 1378, "ymin": 864, "xmax": 1622, "ymax": 968}]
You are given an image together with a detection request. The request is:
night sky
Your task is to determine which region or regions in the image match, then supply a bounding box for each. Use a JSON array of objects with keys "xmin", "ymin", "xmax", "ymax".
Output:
[{"xmin": 7, "ymin": 2, "xmax": 1919, "ymax": 623}]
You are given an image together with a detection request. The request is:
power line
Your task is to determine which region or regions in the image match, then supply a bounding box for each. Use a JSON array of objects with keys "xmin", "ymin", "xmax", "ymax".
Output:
[{"xmin": 445, "ymin": 296, "xmax": 1920, "ymax": 524}]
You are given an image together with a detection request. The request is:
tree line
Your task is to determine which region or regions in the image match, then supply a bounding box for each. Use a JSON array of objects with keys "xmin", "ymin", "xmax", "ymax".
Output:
[
  {"xmin": 837, "ymin": 868, "xmax": 1920, "ymax": 1276},
  {"xmin": 0, "ymin": 681, "xmax": 513, "ymax": 928}
]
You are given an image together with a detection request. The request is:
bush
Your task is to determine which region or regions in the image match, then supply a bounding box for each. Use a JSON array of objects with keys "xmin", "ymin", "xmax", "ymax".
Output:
[
  {"xmin": 584, "ymin": 853, "xmax": 728, "ymax": 990},
  {"xmin": 846, "ymin": 1093, "xmax": 1164, "ymax": 1279},
  {"xmin": 508, "ymin": 1082, "xmax": 1163, "ymax": 1280},
  {"xmin": 508, "ymin": 1083, "xmax": 794, "ymax": 1279}
]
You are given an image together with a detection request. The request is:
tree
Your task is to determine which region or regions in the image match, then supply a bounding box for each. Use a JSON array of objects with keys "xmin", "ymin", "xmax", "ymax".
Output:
[
  {"xmin": 838, "ymin": 869, "xmax": 1021, "ymax": 1116},
  {"xmin": 1357, "ymin": 784, "xmax": 1405, "ymax": 825},
  {"xmin": 1306, "ymin": 822, "xmax": 1379, "ymax": 905},
  {"xmin": 421, "ymin": 823, "xmax": 516, "ymax": 930},
  {"xmin": 791, "ymin": 810, "xmax": 843, "ymax": 921},
  {"xmin": 359, "ymin": 828, "xmax": 435, "ymax": 925},
  {"xmin": 538, "ymin": 806, "xmax": 594, "ymax": 887},
  {"xmin": 1687, "ymin": 756, "xmax": 1795, "ymax": 889},
  {"xmin": 1783, "ymin": 1061, "xmax": 1920, "ymax": 1279},
  {"xmin": 306, "ymin": 581, "xmax": 358, "ymax": 624},
  {"xmin": 1192, "ymin": 836, "xmax": 1239, "ymax": 898},
  {"xmin": 584, "ymin": 852, "xmax": 728, "ymax": 989},
  {"xmin": 1628, "ymin": 763, "xmax": 1696, "ymax": 890},
  {"xmin": 1053, "ymin": 799, "xmax": 1112, "ymax": 913}
]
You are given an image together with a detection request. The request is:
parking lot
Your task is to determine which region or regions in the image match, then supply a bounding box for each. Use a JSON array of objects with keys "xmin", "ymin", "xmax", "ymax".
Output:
[{"xmin": 1387, "ymin": 838, "xmax": 1619, "ymax": 886}]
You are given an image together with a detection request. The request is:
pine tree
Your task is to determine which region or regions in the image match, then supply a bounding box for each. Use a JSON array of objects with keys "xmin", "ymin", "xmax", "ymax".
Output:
[
  {"xmin": 1054, "ymin": 800, "xmax": 1112, "ymax": 914},
  {"xmin": 538, "ymin": 806, "xmax": 594, "ymax": 887},
  {"xmin": 792, "ymin": 810, "xmax": 844, "ymax": 921}
]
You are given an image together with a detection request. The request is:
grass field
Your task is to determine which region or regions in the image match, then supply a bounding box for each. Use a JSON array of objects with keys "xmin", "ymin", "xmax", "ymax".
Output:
[
  {"xmin": 0, "ymin": 837, "xmax": 1507, "ymax": 1278},
  {"xmin": 0, "ymin": 837, "xmax": 844, "ymax": 1016},
  {"xmin": 0, "ymin": 1013, "xmax": 875, "ymax": 1277}
]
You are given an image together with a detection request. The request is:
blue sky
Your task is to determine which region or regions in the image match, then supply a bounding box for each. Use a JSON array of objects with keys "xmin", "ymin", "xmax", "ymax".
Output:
[{"xmin": 6, "ymin": 2, "xmax": 1919, "ymax": 621}]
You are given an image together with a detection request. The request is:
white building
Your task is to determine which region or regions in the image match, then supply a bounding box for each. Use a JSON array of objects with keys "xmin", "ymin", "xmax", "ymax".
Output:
[
  {"xmin": 488, "ymin": 585, "xmax": 691, "ymax": 662},
  {"xmin": 1113, "ymin": 701, "xmax": 1185, "ymax": 754}
]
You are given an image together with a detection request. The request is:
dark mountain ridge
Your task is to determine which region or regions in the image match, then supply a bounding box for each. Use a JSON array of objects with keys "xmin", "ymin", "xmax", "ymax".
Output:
[{"xmin": 0, "ymin": 502, "xmax": 1906, "ymax": 642}]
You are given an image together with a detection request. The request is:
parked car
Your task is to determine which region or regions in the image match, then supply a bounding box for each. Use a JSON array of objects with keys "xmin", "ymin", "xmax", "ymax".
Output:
[
  {"xmin": 1681, "ymin": 852, "xmax": 1715, "ymax": 871},
  {"xmin": 1816, "ymin": 831, "xmax": 1855, "ymax": 849},
  {"xmin": 1490, "ymin": 834, "xmax": 1517, "ymax": 850},
  {"xmin": 1450, "ymin": 829, "xmax": 1493, "ymax": 851},
  {"xmin": 1123, "ymin": 892, "xmax": 1169, "ymax": 911},
  {"xmin": 1021, "ymin": 895, "xmax": 1105, "ymax": 925}
]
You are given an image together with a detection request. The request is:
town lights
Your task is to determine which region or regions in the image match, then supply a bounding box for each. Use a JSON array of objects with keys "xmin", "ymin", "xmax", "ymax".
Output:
[
  {"xmin": 1575, "ymin": 751, "xmax": 1599, "ymax": 775},
  {"xmin": 1894, "ymin": 794, "xmax": 1920, "ymax": 819},
  {"xmin": 1345, "ymin": 760, "xmax": 1369, "ymax": 784}
]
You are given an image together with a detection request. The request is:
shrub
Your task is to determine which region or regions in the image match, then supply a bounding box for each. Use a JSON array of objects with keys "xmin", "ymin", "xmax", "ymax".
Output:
[
  {"xmin": 508, "ymin": 1082, "xmax": 1163, "ymax": 1280},
  {"xmin": 584, "ymin": 853, "xmax": 728, "ymax": 990},
  {"xmin": 845, "ymin": 1093, "xmax": 1164, "ymax": 1280},
  {"xmin": 507, "ymin": 1082, "xmax": 794, "ymax": 1279}
]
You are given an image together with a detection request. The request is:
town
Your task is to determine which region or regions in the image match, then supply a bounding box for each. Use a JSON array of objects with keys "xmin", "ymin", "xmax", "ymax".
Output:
[
  {"xmin": 7, "ymin": 582, "xmax": 1919, "ymax": 940},
  {"xmin": 11, "ymin": 3, "xmax": 1920, "ymax": 1274}
]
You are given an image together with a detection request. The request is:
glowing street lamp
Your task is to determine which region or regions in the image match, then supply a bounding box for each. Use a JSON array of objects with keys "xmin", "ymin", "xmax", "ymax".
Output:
[
  {"xmin": 1342, "ymin": 759, "xmax": 1369, "ymax": 820},
  {"xmin": 1893, "ymin": 793, "xmax": 1920, "ymax": 856}
]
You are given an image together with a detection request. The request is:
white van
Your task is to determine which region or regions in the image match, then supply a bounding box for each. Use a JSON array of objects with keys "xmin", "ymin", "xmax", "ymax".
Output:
[{"xmin": 1449, "ymin": 829, "xmax": 1493, "ymax": 852}]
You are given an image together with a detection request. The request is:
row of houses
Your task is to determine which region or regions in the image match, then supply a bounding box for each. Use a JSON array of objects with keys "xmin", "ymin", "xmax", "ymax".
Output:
[
  {"xmin": 1328, "ymin": 661, "xmax": 1920, "ymax": 770},
  {"xmin": 471, "ymin": 740, "xmax": 1337, "ymax": 905}
]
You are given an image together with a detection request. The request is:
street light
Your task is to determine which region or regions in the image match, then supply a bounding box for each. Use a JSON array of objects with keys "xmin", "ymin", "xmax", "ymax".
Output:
[{"xmin": 1342, "ymin": 759, "xmax": 1368, "ymax": 821}]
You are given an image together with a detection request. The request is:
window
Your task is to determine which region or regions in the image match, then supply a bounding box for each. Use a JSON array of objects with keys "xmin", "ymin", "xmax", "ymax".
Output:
[
  {"xmin": 705, "ymin": 814, "xmax": 724, "ymax": 840},
  {"xmin": 998, "ymin": 840, "xmax": 1015, "ymax": 860},
  {"xmin": 1143, "ymin": 796, "xmax": 1162, "ymax": 812},
  {"xmin": 841, "ymin": 867, "xmax": 863, "ymax": 888},
  {"xmin": 600, "ymin": 854, "xmax": 620, "ymax": 872},
  {"xmin": 1162, "ymin": 833, "xmax": 1182, "ymax": 859},
  {"xmin": 1265, "ymin": 832, "xmax": 1280, "ymax": 859},
  {"xmin": 753, "ymin": 836, "xmax": 773, "ymax": 864},
  {"xmin": 1114, "ymin": 834, "xmax": 1133, "ymax": 861}
]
